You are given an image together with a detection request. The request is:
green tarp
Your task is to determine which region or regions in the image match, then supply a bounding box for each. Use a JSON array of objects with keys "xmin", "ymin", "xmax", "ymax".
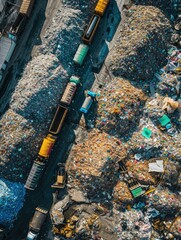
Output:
[{"xmin": 159, "ymin": 115, "xmax": 170, "ymax": 126}]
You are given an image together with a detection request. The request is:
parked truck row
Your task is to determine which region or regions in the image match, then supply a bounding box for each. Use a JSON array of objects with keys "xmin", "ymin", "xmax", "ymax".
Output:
[
  {"xmin": 73, "ymin": 0, "xmax": 110, "ymax": 66},
  {"xmin": 24, "ymin": 1, "xmax": 110, "ymax": 238},
  {"xmin": 1, "ymin": 1, "xmax": 110, "ymax": 239},
  {"xmin": 24, "ymin": 0, "xmax": 110, "ymax": 192}
]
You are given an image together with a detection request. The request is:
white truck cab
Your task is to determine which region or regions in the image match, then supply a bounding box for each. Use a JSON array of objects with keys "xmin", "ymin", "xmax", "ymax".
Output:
[{"xmin": 27, "ymin": 231, "xmax": 38, "ymax": 240}]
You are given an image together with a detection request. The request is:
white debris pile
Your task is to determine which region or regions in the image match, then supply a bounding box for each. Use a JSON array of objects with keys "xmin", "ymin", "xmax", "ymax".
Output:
[
  {"xmin": 0, "ymin": 178, "xmax": 25, "ymax": 226},
  {"xmin": 114, "ymin": 209, "xmax": 152, "ymax": 240},
  {"xmin": 10, "ymin": 54, "xmax": 68, "ymax": 124},
  {"xmin": 0, "ymin": 54, "xmax": 68, "ymax": 182},
  {"xmin": 39, "ymin": 0, "xmax": 97, "ymax": 69},
  {"xmin": 108, "ymin": 5, "xmax": 171, "ymax": 80}
]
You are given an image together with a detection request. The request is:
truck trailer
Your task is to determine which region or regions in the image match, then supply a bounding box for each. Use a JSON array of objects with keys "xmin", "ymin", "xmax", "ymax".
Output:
[
  {"xmin": 60, "ymin": 76, "xmax": 80, "ymax": 106},
  {"xmin": 25, "ymin": 157, "xmax": 46, "ymax": 191},
  {"xmin": 82, "ymin": 14, "xmax": 101, "ymax": 45},
  {"xmin": 80, "ymin": 91, "xmax": 97, "ymax": 114},
  {"xmin": 48, "ymin": 105, "xmax": 68, "ymax": 135},
  {"xmin": 27, "ymin": 207, "xmax": 48, "ymax": 240}
]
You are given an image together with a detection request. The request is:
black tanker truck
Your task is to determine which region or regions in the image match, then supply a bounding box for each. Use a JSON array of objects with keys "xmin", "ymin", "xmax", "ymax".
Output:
[{"xmin": 26, "ymin": 207, "xmax": 48, "ymax": 240}]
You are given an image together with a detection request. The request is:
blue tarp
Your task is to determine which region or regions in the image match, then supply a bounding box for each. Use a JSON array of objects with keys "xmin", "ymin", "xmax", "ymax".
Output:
[{"xmin": 0, "ymin": 178, "xmax": 25, "ymax": 226}]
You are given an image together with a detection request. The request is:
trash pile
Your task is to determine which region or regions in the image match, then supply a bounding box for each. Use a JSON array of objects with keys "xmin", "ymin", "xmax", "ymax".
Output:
[
  {"xmin": 170, "ymin": 216, "xmax": 181, "ymax": 238},
  {"xmin": 148, "ymin": 187, "xmax": 181, "ymax": 212},
  {"xmin": 108, "ymin": 5, "xmax": 171, "ymax": 80},
  {"xmin": 114, "ymin": 209, "xmax": 152, "ymax": 240},
  {"xmin": 96, "ymin": 78, "xmax": 146, "ymax": 137},
  {"xmin": 113, "ymin": 181, "xmax": 133, "ymax": 203},
  {"xmin": 0, "ymin": 178, "xmax": 25, "ymax": 226},
  {"xmin": 127, "ymin": 85, "xmax": 181, "ymax": 161},
  {"xmin": 52, "ymin": 203, "xmax": 117, "ymax": 240},
  {"xmin": 67, "ymin": 129, "xmax": 127, "ymax": 201},
  {"xmin": 40, "ymin": 0, "xmax": 97, "ymax": 71},
  {"xmin": 10, "ymin": 54, "xmax": 68, "ymax": 124},
  {"xmin": 0, "ymin": 0, "xmax": 98, "ymax": 230},
  {"xmin": 51, "ymin": 195, "xmax": 70, "ymax": 226},
  {"xmin": 0, "ymin": 54, "xmax": 68, "ymax": 182},
  {"xmin": 51, "ymin": 2, "xmax": 181, "ymax": 239},
  {"xmin": 134, "ymin": 0, "xmax": 173, "ymax": 16},
  {"xmin": 155, "ymin": 47, "xmax": 181, "ymax": 97},
  {"xmin": 0, "ymin": 0, "xmax": 98, "ymax": 184},
  {"xmin": 126, "ymin": 160, "xmax": 157, "ymax": 185}
]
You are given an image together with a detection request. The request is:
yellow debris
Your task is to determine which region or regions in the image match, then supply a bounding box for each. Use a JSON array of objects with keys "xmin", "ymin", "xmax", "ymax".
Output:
[{"xmin": 162, "ymin": 97, "xmax": 179, "ymax": 114}]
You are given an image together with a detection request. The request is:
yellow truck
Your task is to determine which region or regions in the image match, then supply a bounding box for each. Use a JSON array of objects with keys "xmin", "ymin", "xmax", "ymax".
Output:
[
  {"xmin": 38, "ymin": 134, "xmax": 57, "ymax": 158},
  {"xmin": 95, "ymin": 0, "xmax": 110, "ymax": 16},
  {"xmin": 51, "ymin": 163, "xmax": 66, "ymax": 189}
]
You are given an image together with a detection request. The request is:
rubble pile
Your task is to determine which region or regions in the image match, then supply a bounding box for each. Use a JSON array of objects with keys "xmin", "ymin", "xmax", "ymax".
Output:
[
  {"xmin": 0, "ymin": 54, "xmax": 68, "ymax": 182},
  {"xmin": 113, "ymin": 181, "xmax": 133, "ymax": 203},
  {"xmin": 67, "ymin": 129, "xmax": 127, "ymax": 201},
  {"xmin": 170, "ymin": 216, "xmax": 181, "ymax": 238},
  {"xmin": 50, "ymin": 2, "xmax": 181, "ymax": 240},
  {"xmin": 148, "ymin": 187, "xmax": 181, "ymax": 212},
  {"xmin": 40, "ymin": 0, "xmax": 97, "ymax": 70},
  {"xmin": 114, "ymin": 209, "xmax": 152, "ymax": 239},
  {"xmin": 108, "ymin": 5, "xmax": 171, "ymax": 80},
  {"xmin": 96, "ymin": 78, "xmax": 146, "ymax": 137},
  {"xmin": 126, "ymin": 160, "xmax": 157, "ymax": 185},
  {"xmin": 155, "ymin": 48, "xmax": 181, "ymax": 97}
]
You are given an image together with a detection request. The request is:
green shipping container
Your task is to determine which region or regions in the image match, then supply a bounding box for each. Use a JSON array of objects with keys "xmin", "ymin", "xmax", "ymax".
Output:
[{"xmin": 73, "ymin": 43, "xmax": 89, "ymax": 66}]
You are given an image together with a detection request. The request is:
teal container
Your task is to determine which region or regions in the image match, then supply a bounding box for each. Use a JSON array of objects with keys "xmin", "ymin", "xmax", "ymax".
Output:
[
  {"xmin": 73, "ymin": 43, "xmax": 89, "ymax": 66},
  {"xmin": 70, "ymin": 76, "xmax": 80, "ymax": 85}
]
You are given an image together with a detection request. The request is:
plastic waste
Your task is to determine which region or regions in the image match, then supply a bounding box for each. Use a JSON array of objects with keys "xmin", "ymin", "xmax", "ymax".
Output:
[{"xmin": 141, "ymin": 127, "xmax": 152, "ymax": 138}]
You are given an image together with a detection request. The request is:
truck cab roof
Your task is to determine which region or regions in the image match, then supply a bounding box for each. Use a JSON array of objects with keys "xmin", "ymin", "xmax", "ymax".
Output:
[{"xmin": 27, "ymin": 231, "xmax": 38, "ymax": 240}]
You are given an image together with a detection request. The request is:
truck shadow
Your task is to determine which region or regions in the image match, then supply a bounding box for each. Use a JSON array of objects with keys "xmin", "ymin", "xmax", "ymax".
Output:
[{"xmin": 91, "ymin": 0, "xmax": 121, "ymax": 74}]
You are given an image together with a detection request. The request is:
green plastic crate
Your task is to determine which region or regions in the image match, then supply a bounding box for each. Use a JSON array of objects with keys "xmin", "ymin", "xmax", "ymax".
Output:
[
  {"xmin": 131, "ymin": 187, "xmax": 143, "ymax": 198},
  {"xmin": 73, "ymin": 43, "xmax": 89, "ymax": 66}
]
